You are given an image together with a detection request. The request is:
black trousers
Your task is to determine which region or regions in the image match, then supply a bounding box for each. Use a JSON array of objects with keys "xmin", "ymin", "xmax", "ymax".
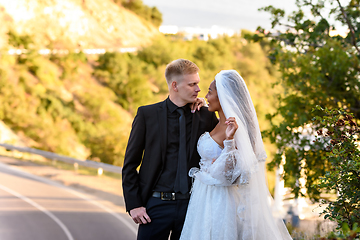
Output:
[{"xmin": 137, "ymin": 197, "xmax": 189, "ymax": 240}]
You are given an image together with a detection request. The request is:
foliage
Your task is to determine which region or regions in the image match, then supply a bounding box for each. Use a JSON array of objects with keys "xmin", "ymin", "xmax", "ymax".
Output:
[
  {"xmin": 321, "ymin": 223, "xmax": 360, "ymax": 240},
  {"xmin": 248, "ymin": 0, "xmax": 360, "ymax": 199},
  {"xmin": 7, "ymin": 29, "xmax": 33, "ymax": 49},
  {"xmin": 312, "ymin": 106, "xmax": 360, "ymax": 229},
  {"xmin": 112, "ymin": 0, "xmax": 162, "ymax": 27},
  {"xmin": 137, "ymin": 37, "xmax": 177, "ymax": 68},
  {"xmin": 0, "ymin": 59, "xmax": 85, "ymax": 157},
  {"xmin": 50, "ymin": 51, "xmax": 88, "ymax": 80},
  {"xmin": 93, "ymin": 52, "xmax": 155, "ymax": 113},
  {"xmin": 1, "ymin": 29, "xmax": 282, "ymax": 173}
]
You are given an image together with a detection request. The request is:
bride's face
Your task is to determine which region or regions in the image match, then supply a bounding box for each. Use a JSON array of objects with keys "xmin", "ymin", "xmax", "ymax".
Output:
[{"xmin": 205, "ymin": 80, "xmax": 221, "ymax": 112}]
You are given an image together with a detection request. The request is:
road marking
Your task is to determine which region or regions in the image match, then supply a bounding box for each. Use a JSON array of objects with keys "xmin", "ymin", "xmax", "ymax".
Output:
[
  {"xmin": 68, "ymin": 190, "xmax": 137, "ymax": 235},
  {"xmin": 0, "ymin": 183, "xmax": 74, "ymax": 240},
  {"xmin": 0, "ymin": 162, "xmax": 137, "ymax": 235}
]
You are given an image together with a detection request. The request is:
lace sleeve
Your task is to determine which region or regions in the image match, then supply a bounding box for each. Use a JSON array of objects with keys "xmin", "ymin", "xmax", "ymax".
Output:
[{"xmin": 208, "ymin": 139, "xmax": 242, "ymax": 185}]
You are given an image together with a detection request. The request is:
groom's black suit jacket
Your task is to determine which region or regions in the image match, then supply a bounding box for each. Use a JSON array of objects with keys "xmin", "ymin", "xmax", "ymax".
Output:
[{"xmin": 122, "ymin": 99, "xmax": 218, "ymax": 212}]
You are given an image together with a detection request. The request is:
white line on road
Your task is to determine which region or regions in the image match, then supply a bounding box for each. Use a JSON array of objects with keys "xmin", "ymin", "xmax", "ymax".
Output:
[
  {"xmin": 0, "ymin": 183, "xmax": 75, "ymax": 240},
  {"xmin": 0, "ymin": 162, "xmax": 137, "ymax": 235},
  {"xmin": 68, "ymin": 189, "xmax": 138, "ymax": 235}
]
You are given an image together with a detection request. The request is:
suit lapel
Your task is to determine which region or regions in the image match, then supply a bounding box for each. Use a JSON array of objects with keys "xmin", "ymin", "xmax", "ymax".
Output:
[
  {"xmin": 189, "ymin": 111, "xmax": 200, "ymax": 160},
  {"xmin": 158, "ymin": 100, "xmax": 167, "ymax": 163}
]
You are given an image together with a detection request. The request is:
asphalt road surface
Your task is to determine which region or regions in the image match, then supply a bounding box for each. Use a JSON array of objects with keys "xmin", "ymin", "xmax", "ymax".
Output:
[{"xmin": 0, "ymin": 161, "xmax": 137, "ymax": 240}]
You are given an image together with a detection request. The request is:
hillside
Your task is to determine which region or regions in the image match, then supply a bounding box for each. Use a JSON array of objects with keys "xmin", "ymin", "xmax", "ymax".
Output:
[
  {"xmin": 0, "ymin": 52, "xmax": 136, "ymax": 163},
  {"xmin": 0, "ymin": 0, "xmax": 163, "ymax": 166},
  {"xmin": 0, "ymin": 2, "xmax": 281, "ymax": 172},
  {"xmin": 0, "ymin": 0, "xmax": 160, "ymax": 49},
  {"xmin": 0, "ymin": 33, "xmax": 282, "ymax": 171}
]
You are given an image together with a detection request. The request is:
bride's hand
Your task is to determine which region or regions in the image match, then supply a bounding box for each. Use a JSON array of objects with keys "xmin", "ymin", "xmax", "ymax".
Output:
[
  {"xmin": 191, "ymin": 98, "xmax": 207, "ymax": 113},
  {"xmin": 225, "ymin": 117, "xmax": 238, "ymax": 140}
]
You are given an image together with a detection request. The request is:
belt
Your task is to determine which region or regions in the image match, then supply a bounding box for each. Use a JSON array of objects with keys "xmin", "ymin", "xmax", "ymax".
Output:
[{"xmin": 152, "ymin": 191, "xmax": 190, "ymax": 201}]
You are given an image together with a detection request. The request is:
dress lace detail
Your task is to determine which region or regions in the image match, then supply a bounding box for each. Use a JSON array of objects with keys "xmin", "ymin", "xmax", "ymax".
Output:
[
  {"xmin": 190, "ymin": 132, "xmax": 251, "ymax": 186},
  {"xmin": 191, "ymin": 132, "xmax": 222, "ymax": 176},
  {"xmin": 180, "ymin": 132, "xmax": 241, "ymax": 240}
]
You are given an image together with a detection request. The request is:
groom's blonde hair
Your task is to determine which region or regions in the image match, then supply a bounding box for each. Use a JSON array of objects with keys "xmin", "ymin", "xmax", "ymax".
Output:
[{"xmin": 165, "ymin": 59, "xmax": 199, "ymax": 85}]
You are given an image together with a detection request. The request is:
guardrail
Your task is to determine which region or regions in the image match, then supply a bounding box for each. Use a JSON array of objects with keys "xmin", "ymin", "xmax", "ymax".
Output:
[
  {"xmin": 0, "ymin": 143, "xmax": 122, "ymax": 175},
  {"xmin": 6, "ymin": 47, "xmax": 138, "ymax": 56}
]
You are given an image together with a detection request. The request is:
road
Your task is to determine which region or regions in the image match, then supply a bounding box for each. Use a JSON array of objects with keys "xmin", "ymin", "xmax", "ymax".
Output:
[{"xmin": 0, "ymin": 161, "xmax": 137, "ymax": 240}]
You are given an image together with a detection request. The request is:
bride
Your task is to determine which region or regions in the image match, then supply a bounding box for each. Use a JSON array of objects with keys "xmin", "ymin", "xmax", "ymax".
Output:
[{"xmin": 180, "ymin": 70, "xmax": 292, "ymax": 240}]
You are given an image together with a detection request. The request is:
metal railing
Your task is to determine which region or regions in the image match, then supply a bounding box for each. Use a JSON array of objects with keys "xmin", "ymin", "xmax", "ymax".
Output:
[
  {"xmin": 0, "ymin": 143, "xmax": 122, "ymax": 175},
  {"xmin": 6, "ymin": 47, "xmax": 138, "ymax": 56}
]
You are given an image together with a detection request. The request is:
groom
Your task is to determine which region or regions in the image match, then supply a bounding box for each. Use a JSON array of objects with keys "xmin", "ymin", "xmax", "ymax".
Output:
[{"xmin": 122, "ymin": 59, "xmax": 218, "ymax": 240}]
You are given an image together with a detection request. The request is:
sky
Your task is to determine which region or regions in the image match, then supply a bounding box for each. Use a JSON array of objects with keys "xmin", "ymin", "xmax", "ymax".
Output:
[{"xmin": 142, "ymin": 0, "xmax": 297, "ymax": 31}]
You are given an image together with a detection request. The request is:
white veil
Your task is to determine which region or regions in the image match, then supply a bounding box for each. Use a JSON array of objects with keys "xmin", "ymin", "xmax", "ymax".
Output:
[{"xmin": 215, "ymin": 70, "xmax": 292, "ymax": 240}]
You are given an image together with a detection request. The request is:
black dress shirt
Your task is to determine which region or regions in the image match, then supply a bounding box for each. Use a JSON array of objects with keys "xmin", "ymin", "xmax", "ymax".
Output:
[{"xmin": 153, "ymin": 97, "xmax": 192, "ymax": 193}]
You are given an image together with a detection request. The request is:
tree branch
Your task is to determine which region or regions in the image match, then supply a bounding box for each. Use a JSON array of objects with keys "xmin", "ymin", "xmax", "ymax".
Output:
[
  {"xmin": 336, "ymin": 0, "xmax": 360, "ymax": 55},
  {"xmin": 278, "ymin": 22, "xmax": 297, "ymax": 29},
  {"xmin": 303, "ymin": 0, "xmax": 325, "ymax": 19},
  {"xmin": 350, "ymin": 170, "xmax": 360, "ymax": 187}
]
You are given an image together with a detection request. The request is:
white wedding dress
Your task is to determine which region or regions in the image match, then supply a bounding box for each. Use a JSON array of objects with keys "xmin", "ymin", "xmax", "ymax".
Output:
[
  {"xmin": 180, "ymin": 70, "xmax": 292, "ymax": 240},
  {"xmin": 180, "ymin": 132, "xmax": 242, "ymax": 240}
]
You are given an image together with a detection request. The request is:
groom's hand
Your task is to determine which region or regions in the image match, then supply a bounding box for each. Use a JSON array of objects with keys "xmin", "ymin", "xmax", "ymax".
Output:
[{"xmin": 130, "ymin": 207, "xmax": 151, "ymax": 224}]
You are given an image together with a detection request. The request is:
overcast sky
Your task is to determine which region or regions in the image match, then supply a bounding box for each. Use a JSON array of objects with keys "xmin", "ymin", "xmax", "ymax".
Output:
[{"xmin": 142, "ymin": 0, "xmax": 297, "ymax": 31}]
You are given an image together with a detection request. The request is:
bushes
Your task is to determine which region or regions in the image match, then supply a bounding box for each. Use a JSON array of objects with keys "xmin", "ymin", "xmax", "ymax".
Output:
[
  {"xmin": 113, "ymin": 0, "xmax": 162, "ymax": 27},
  {"xmin": 312, "ymin": 106, "xmax": 360, "ymax": 230},
  {"xmin": 93, "ymin": 52, "xmax": 155, "ymax": 113},
  {"xmin": 2, "ymin": 30, "xmax": 280, "ymax": 168}
]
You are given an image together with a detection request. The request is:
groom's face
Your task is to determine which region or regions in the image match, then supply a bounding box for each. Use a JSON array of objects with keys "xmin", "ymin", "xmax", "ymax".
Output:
[{"xmin": 173, "ymin": 73, "xmax": 201, "ymax": 104}]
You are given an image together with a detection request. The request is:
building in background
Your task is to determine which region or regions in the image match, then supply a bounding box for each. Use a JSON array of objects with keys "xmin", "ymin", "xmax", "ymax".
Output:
[{"xmin": 159, "ymin": 25, "xmax": 237, "ymax": 40}]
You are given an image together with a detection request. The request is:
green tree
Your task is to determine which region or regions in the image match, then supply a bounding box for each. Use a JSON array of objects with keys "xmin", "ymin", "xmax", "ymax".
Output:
[
  {"xmin": 113, "ymin": 0, "xmax": 162, "ymax": 27},
  {"xmin": 150, "ymin": 6, "xmax": 162, "ymax": 27},
  {"xmin": 251, "ymin": 0, "xmax": 360, "ymax": 202},
  {"xmin": 93, "ymin": 52, "xmax": 155, "ymax": 114},
  {"xmin": 137, "ymin": 37, "xmax": 175, "ymax": 68},
  {"xmin": 312, "ymin": 107, "xmax": 360, "ymax": 230},
  {"xmin": 7, "ymin": 29, "xmax": 33, "ymax": 49}
]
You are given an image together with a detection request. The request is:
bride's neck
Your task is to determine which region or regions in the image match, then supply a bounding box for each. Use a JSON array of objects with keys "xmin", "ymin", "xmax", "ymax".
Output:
[{"xmin": 217, "ymin": 109, "xmax": 226, "ymax": 125}]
